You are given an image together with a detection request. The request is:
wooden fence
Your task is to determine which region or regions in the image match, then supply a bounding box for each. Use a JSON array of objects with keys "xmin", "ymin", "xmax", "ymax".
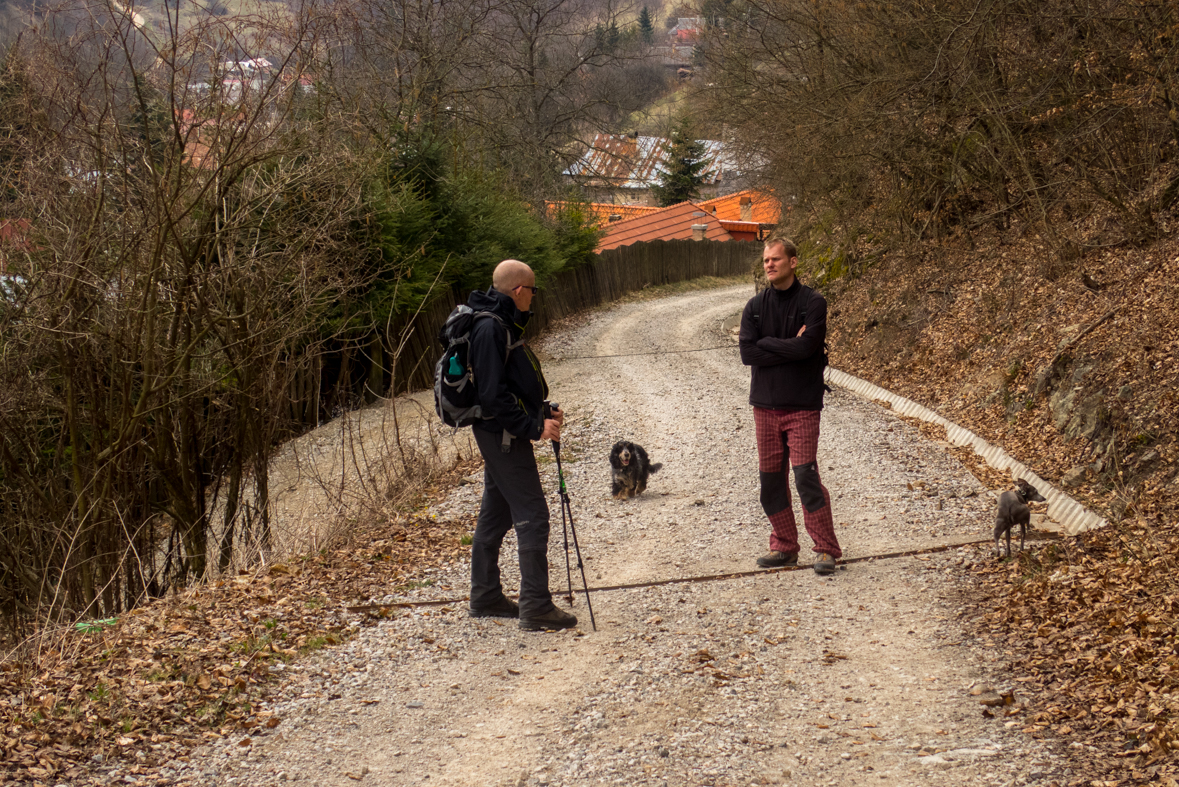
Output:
[{"xmin": 289, "ymin": 238, "xmax": 759, "ymax": 424}]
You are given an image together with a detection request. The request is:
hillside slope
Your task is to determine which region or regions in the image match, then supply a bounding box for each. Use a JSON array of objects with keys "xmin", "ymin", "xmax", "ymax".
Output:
[{"xmin": 822, "ymin": 235, "xmax": 1179, "ymax": 778}]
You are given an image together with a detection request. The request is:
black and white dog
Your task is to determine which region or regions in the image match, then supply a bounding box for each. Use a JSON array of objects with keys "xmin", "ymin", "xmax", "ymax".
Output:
[{"xmin": 609, "ymin": 440, "xmax": 662, "ymax": 500}]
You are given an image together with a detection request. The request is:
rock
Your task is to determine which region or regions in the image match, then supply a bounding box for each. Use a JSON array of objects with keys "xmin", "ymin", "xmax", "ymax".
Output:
[
  {"xmin": 917, "ymin": 754, "xmax": 951, "ymax": 768},
  {"xmin": 1060, "ymin": 466, "xmax": 1087, "ymax": 488},
  {"xmin": 1133, "ymin": 449, "xmax": 1160, "ymax": 469}
]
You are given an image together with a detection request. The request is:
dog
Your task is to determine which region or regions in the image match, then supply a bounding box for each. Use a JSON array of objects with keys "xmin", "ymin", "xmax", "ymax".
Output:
[
  {"xmin": 994, "ymin": 479, "xmax": 1047, "ymax": 558},
  {"xmin": 609, "ymin": 440, "xmax": 662, "ymax": 500}
]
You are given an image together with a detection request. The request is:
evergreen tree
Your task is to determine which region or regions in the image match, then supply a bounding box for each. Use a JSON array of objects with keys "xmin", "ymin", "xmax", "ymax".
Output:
[
  {"xmin": 639, "ymin": 6, "xmax": 655, "ymax": 44},
  {"xmin": 606, "ymin": 20, "xmax": 620, "ymax": 51},
  {"xmin": 651, "ymin": 119, "xmax": 710, "ymax": 206}
]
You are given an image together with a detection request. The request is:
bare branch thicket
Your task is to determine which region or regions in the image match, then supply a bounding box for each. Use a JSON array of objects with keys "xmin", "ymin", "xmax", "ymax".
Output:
[
  {"xmin": 324, "ymin": 0, "xmax": 669, "ymax": 203},
  {"xmin": 0, "ymin": 0, "xmax": 375, "ymax": 642},
  {"xmin": 472, "ymin": 0, "xmax": 681, "ymax": 202},
  {"xmin": 692, "ymin": 0, "xmax": 1178, "ymax": 264}
]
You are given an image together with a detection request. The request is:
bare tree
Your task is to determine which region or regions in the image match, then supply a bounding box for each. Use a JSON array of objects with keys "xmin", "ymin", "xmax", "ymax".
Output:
[
  {"xmin": 0, "ymin": 0, "xmax": 374, "ymax": 636},
  {"xmin": 692, "ymin": 0, "xmax": 1179, "ymax": 261},
  {"xmin": 317, "ymin": 0, "xmax": 661, "ymax": 202}
]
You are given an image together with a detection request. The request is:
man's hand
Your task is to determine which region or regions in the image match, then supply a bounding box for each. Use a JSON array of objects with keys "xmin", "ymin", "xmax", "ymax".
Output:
[
  {"xmin": 541, "ymin": 419, "xmax": 561, "ymax": 442},
  {"xmin": 550, "ymin": 405, "xmax": 565, "ymax": 426},
  {"xmin": 797, "ymin": 324, "xmax": 807, "ymax": 337}
]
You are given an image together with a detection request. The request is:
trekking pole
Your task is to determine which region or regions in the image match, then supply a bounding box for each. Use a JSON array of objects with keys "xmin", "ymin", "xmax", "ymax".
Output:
[
  {"xmin": 557, "ymin": 454, "xmax": 574, "ymax": 605},
  {"xmin": 546, "ymin": 403, "xmax": 597, "ymax": 631}
]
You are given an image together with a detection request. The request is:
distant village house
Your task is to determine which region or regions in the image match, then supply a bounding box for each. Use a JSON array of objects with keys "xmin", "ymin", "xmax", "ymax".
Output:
[{"xmin": 564, "ymin": 132, "xmax": 745, "ymax": 206}]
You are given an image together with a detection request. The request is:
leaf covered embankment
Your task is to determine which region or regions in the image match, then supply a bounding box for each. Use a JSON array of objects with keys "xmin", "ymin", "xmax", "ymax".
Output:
[
  {"xmin": 824, "ymin": 238, "xmax": 1179, "ymax": 781},
  {"xmin": 0, "ymin": 458, "xmax": 479, "ymax": 786}
]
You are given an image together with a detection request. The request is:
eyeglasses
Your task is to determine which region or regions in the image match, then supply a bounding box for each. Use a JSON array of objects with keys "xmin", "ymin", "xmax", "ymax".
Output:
[{"xmin": 514, "ymin": 285, "xmax": 540, "ymax": 294}]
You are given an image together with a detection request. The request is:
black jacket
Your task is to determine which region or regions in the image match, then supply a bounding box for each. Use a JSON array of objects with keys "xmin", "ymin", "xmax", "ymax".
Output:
[
  {"xmin": 467, "ymin": 287, "xmax": 549, "ymax": 440},
  {"xmin": 738, "ymin": 279, "xmax": 828, "ymax": 410}
]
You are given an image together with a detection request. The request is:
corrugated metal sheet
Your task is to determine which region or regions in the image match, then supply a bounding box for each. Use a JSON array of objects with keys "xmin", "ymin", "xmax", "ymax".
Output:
[{"xmin": 566, "ymin": 134, "xmax": 736, "ymax": 189}]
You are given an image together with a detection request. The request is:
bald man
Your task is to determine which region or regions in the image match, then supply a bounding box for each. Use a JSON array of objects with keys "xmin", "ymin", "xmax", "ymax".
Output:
[{"xmin": 465, "ymin": 260, "xmax": 577, "ymax": 631}]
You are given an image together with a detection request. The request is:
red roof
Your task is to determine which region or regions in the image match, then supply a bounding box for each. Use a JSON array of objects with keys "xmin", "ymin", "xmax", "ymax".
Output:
[
  {"xmin": 696, "ymin": 189, "xmax": 782, "ymax": 225},
  {"xmin": 597, "ymin": 202, "xmax": 733, "ymax": 252},
  {"xmin": 565, "ymin": 134, "xmax": 733, "ymax": 189},
  {"xmin": 0, "ymin": 219, "xmax": 33, "ymax": 274},
  {"xmin": 719, "ymin": 220, "xmax": 760, "ymax": 242},
  {"xmin": 546, "ymin": 201, "xmax": 662, "ymax": 226}
]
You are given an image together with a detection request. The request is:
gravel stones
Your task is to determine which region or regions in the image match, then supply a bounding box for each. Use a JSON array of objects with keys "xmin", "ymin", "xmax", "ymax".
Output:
[{"xmin": 169, "ymin": 284, "xmax": 1075, "ymax": 787}]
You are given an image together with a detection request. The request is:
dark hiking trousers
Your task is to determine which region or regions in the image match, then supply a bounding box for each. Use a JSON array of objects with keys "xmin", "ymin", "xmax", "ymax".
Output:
[{"xmin": 470, "ymin": 428, "xmax": 555, "ymax": 619}]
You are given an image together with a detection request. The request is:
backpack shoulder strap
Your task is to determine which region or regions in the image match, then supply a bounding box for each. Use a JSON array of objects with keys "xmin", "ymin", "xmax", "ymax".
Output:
[
  {"xmin": 751, "ymin": 287, "xmax": 770, "ymax": 333},
  {"xmin": 473, "ymin": 312, "xmax": 522, "ymax": 361},
  {"xmin": 798, "ymin": 284, "xmax": 815, "ymax": 324}
]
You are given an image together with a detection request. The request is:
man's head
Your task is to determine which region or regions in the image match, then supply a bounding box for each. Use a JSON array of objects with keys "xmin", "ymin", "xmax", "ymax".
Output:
[
  {"xmin": 492, "ymin": 259, "xmax": 537, "ymax": 312},
  {"xmin": 762, "ymin": 236, "xmax": 798, "ymax": 290}
]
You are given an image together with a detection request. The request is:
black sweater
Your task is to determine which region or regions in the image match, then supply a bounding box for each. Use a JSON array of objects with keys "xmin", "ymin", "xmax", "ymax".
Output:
[
  {"xmin": 738, "ymin": 279, "xmax": 828, "ymax": 410},
  {"xmin": 467, "ymin": 288, "xmax": 549, "ymax": 440}
]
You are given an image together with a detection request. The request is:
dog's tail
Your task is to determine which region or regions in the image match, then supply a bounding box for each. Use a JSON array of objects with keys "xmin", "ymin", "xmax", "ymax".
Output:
[{"xmin": 649, "ymin": 462, "xmax": 663, "ymax": 474}]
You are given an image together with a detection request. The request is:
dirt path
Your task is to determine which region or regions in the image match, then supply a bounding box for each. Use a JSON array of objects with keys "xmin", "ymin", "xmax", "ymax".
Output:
[{"xmin": 177, "ymin": 284, "xmax": 1074, "ymax": 787}]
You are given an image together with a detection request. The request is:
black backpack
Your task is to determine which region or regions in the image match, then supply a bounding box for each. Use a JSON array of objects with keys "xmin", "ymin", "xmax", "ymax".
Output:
[{"xmin": 434, "ymin": 305, "xmax": 522, "ymax": 428}]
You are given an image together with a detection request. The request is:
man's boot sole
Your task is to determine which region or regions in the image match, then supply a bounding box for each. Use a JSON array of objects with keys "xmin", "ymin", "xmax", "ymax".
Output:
[{"xmin": 518, "ymin": 617, "xmax": 577, "ymax": 631}]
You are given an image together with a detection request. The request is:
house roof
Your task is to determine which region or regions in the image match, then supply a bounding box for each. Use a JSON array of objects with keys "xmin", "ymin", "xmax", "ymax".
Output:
[
  {"xmin": 719, "ymin": 219, "xmax": 761, "ymax": 234},
  {"xmin": 0, "ymin": 219, "xmax": 33, "ymax": 274},
  {"xmin": 564, "ymin": 134, "xmax": 738, "ymax": 190},
  {"xmin": 695, "ymin": 189, "xmax": 782, "ymax": 224},
  {"xmin": 596, "ymin": 201, "xmax": 733, "ymax": 252},
  {"xmin": 546, "ymin": 200, "xmax": 663, "ymax": 226}
]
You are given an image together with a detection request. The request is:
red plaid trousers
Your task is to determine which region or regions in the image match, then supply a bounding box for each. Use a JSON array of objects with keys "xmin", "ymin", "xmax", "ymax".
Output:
[{"xmin": 753, "ymin": 407, "xmax": 841, "ymax": 558}]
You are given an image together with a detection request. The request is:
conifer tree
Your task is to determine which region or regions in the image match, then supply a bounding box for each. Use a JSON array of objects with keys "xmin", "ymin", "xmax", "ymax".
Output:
[
  {"xmin": 651, "ymin": 119, "xmax": 710, "ymax": 206},
  {"xmin": 639, "ymin": 6, "xmax": 655, "ymax": 44}
]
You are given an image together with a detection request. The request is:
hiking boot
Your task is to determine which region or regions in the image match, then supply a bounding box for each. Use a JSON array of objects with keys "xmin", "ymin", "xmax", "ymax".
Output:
[
  {"xmin": 756, "ymin": 551, "xmax": 798, "ymax": 568},
  {"xmin": 519, "ymin": 606, "xmax": 578, "ymax": 632},
  {"xmin": 469, "ymin": 596, "xmax": 519, "ymax": 619},
  {"xmin": 814, "ymin": 553, "xmax": 837, "ymax": 576}
]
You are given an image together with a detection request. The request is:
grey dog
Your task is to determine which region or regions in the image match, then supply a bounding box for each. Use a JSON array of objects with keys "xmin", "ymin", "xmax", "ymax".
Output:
[{"xmin": 994, "ymin": 479, "xmax": 1047, "ymax": 558}]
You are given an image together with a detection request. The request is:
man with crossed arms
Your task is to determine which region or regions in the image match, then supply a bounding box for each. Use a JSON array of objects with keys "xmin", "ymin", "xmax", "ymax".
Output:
[{"xmin": 738, "ymin": 237, "xmax": 842, "ymax": 576}]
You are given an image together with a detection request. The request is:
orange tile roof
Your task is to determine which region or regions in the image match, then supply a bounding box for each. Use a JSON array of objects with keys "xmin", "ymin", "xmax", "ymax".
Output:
[
  {"xmin": 546, "ymin": 201, "xmax": 663, "ymax": 226},
  {"xmin": 719, "ymin": 220, "xmax": 761, "ymax": 242},
  {"xmin": 596, "ymin": 201, "xmax": 734, "ymax": 252},
  {"xmin": 695, "ymin": 189, "xmax": 782, "ymax": 225}
]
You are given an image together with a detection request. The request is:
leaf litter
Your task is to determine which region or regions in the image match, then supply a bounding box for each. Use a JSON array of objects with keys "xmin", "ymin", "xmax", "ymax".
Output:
[
  {"xmin": 0, "ymin": 457, "xmax": 480, "ymax": 786},
  {"xmin": 4, "ymin": 235, "xmax": 1179, "ymax": 785},
  {"xmin": 827, "ymin": 233, "xmax": 1179, "ymax": 785}
]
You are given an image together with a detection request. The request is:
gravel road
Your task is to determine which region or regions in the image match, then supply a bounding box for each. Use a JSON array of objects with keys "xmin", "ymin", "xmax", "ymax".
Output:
[{"xmin": 174, "ymin": 284, "xmax": 1076, "ymax": 787}]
